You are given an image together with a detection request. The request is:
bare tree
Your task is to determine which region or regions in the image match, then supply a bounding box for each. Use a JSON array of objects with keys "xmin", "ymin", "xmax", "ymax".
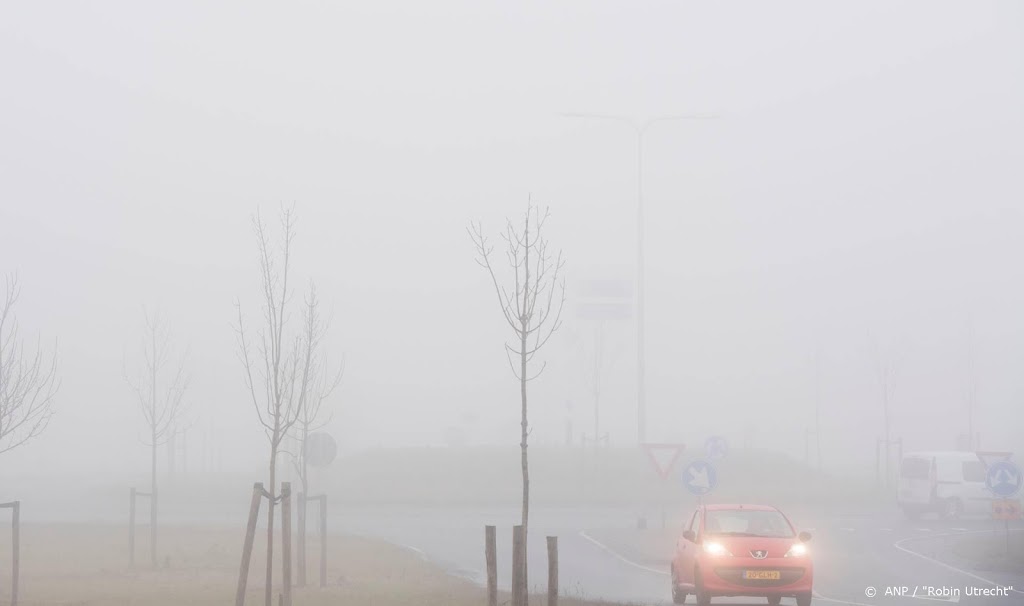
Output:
[
  {"xmin": 235, "ymin": 207, "xmax": 308, "ymax": 606},
  {"xmin": 469, "ymin": 201, "xmax": 566, "ymax": 605},
  {"xmin": 0, "ymin": 275, "xmax": 59, "ymax": 456},
  {"xmin": 286, "ymin": 282, "xmax": 342, "ymax": 586},
  {"xmin": 123, "ymin": 310, "xmax": 189, "ymax": 568}
]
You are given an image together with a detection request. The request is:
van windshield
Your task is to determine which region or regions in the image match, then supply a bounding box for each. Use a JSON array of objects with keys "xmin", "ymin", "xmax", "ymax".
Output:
[{"xmin": 901, "ymin": 457, "xmax": 930, "ymax": 480}]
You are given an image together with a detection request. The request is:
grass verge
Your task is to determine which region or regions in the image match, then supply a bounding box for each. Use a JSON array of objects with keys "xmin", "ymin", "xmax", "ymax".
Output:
[{"xmin": 0, "ymin": 522, "xmax": 635, "ymax": 605}]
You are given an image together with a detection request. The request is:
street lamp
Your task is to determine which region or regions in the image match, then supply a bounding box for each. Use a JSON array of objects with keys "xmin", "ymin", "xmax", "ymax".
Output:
[{"xmin": 559, "ymin": 112, "xmax": 717, "ymax": 444}]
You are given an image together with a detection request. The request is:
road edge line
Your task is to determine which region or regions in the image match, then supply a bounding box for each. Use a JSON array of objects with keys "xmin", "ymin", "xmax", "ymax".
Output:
[
  {"xmin": 893, "ymin": 529, "xmax": 1024, "ymax": 595},
  {"xmin": 577, "ymin": 530, "xmax": 669, "ymax": 576},
  {"xmin": 811, "ymin": 592, "xmax": 878, "ymax": 606}
]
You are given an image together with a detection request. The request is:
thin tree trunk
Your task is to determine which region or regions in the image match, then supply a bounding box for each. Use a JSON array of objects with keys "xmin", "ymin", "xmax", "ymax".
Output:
[
  {"xmin": 151, "ymin": 427, "xmax": 157, "ymax": 568},
  {"xmin": 520, "ymin": 216, "xmax": 531, "ymax": 606},
  {"xmin": 281, "ymin": 483, "xmax": 292, "ymax": 606},
  {"xmin": 150, "ymin": 330, "xmax": 158, "ymax": 569},
  {"xmin": 298, "ymin": 425, "xmax": 309, "ymax": 587},
  {"xmin": 266, "ymin": 441, "xmax": 277, "ymax": 606},
  {"xmin": 520, "ymin": 342, "xmax": 529, "ymax": 606}
]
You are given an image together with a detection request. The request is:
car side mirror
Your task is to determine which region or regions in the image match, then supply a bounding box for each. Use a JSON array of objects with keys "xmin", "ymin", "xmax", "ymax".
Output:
[
  {"xmin": 682, "ymin": 530, "xmax": 696, "ymax": 542},
  {"xmin": 798, "ymin": 531, "xmax": 812, "ymax": 543}
]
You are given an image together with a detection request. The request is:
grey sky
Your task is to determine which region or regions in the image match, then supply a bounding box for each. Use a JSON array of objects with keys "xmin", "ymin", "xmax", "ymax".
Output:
[{"xmin": 2, "ymin": 1, "xmax": 1023, "ymax": 475}]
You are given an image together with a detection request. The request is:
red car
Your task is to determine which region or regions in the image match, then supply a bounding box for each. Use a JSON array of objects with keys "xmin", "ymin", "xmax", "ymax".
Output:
[{"xmin": 670, "ymin": 504, "xmax": 813, "ymax": 606}]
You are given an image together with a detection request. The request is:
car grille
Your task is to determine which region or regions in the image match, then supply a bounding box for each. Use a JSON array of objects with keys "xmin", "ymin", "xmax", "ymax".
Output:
[{"xmin": 714, "ymin": 567, "xmax": 805, "ymax": 587}]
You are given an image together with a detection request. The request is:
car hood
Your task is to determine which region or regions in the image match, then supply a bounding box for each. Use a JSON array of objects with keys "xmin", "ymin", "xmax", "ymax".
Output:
[{"xmin": 706, "ymin": 536, "xmax": 799, "ymax": 558}]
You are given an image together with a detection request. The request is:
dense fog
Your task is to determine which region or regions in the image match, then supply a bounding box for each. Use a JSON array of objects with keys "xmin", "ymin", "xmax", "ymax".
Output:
[{"xmin": 2, "ymin": 1, "xmax": 1023, "ymax": 481}]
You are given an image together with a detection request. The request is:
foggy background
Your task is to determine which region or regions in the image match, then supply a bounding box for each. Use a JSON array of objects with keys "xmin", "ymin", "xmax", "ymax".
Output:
[{"xmin": 2, "ymin": 0, "xmax": 1023, "ymax": 480}]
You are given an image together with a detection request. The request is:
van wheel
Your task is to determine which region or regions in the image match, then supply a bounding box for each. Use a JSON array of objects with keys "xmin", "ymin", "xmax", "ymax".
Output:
[
  {"xmin": 941, "ymin": 498, "xmax": 963, "ymax": 520},
  {"xmin": 796, "ymin": 592, "xmax": 812, "ymax": 606}
]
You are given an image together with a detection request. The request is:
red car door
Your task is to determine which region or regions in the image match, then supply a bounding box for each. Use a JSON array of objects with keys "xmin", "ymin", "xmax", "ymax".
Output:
[{"xmin": 674, "ymin": 508, "xmax": 702, "ymax": 589}]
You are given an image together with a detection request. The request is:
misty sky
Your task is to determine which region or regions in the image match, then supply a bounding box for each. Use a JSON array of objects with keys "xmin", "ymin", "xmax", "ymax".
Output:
[{"xmin": 2, "ymin": 1, "xmax": 1023, "ymax": 476}]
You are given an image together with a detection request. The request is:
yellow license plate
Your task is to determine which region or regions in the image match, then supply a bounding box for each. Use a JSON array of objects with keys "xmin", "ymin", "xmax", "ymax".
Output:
[{"xmin": 744, "ymin": 571, "xmax": 781, "ymax": 580}]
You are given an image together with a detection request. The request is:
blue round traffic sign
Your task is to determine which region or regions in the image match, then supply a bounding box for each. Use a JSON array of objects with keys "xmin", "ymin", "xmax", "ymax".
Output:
[
  {"xmin": 705, "ymin": 436, "xmax": 729, "ymax": 460},
  {"xmin": 682, "ymin": 459, "xmax": 718, "ymax": 496},
  {"xmin": 986, "ymin": 461, "xmax": 1022, "ymax": 498}
]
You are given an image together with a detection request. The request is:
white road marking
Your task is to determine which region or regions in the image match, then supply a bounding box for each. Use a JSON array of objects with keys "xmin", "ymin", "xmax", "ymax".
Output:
[
  {"xmin": 893, "ymin": 529, "xmax": 1024, "ymax": 595},
  {"xmin": 840, "ymin": 527, "xmax": 855, "ymax": 531},
  {"xmin": 880, "ymin": 528, "xmax": 893, "ymax": 532},
  {"xmin": 916, "ymin": 528, "xmax": 933, "ymax": 532},
  {"xmin": 811, "ymin": 592, "xmax": 876, "ymax": 606},
  {"xmin": 951, "ymin": 527, "xmax": 968, "ymax": 532},
  {"xmin": 813, "ymin": 589, "xmax": 959, "ymax": 605},
  {"xmin": 399, "ymin": 543, "xmax": 426, "ymax": 558},
  {"xmin": 577, "ymin": 531, "xmax": 668, "ymax": 576}
]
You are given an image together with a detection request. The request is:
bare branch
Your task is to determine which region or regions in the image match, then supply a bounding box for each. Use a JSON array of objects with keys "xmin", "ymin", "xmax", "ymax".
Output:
[
  {"xmin": 468, "ymin": 200, "xmax": 567, "ymax": 389},
  {"xmin": 124, "ymin": 310, "xmax": 192, "ymax": 449},
  {"xmin": 0, "ymin": 274, "xmax": 60, "ymax": 455}
]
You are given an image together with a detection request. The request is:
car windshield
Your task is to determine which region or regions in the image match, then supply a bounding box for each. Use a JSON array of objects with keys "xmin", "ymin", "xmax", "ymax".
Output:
[{"xmin": 704, "ymin": 509, "xmax": 795, "ymax": 538}]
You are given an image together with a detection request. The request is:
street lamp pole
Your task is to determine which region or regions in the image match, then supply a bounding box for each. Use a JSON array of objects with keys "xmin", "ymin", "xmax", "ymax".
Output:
[{"xmin": 560, "ymin": 112, "xmax": 715, "ymax": 444}]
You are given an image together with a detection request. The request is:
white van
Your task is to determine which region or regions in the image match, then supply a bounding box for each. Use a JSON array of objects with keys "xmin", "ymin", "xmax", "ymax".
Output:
[{"xmin": 897, "ymin": 451, "xmax": 1003, "ymax": 519}]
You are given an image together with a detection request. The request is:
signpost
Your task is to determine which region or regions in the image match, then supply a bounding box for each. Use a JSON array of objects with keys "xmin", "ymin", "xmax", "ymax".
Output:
[
  {"xmin": 682, "ymin": 459, "xmax": 718, "ymax": 500},
  {"xmin": 985, "ymin": 460, "xmax": 1022, "ymax": 556},
  {"xmin": 299, "ymin": 432, "xmax": 337, "ymax": 588},
  {"xmin": 640, "ymin": 443, "xmax": 685, "ymax": 530},
  {"xmin": 704, "ymin": 436, "xmax": 728, "ymax": 461}
]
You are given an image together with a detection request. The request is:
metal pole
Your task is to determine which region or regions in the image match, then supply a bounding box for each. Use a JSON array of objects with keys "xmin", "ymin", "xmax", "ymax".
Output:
[
  {"xmin": 319, "ymin": 495, "xmax": 327, "ymax": 588},
  {"xmin": 636, "ymin": 126, "xmax": 646, "ymax": 444},
  {"xmin": 875, "ymin": 439, "xmax": 881, "ymax": 488},
  {"xmin": 814, "ymin": 352, "xmax": 823, "ymax": 469},
  {"xmin": 804, "ymin": 428, "xmax": 810, "ymax": 466},
  {"xmin": 559, "ymin": 111, "xmax": 716, "ymax": 444},
  {"xmin": 297, "ymin": 492, "xmax": 306, "ymax": 587}
]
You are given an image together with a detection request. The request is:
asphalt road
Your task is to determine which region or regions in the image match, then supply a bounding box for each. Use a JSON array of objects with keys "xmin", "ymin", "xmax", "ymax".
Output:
[{"xmin": 336, "ymin": 504, "xmax": 1024, "ymax": 606}]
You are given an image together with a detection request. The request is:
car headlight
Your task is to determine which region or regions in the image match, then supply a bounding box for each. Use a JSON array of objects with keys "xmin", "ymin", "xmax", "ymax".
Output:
[
  {"xmin": 702, "ymin": 541, "xmax": 733, "ymax": 556},
  {"xmin": 785, "ymin": 543, "xmax": 808, "ymax": 557}
]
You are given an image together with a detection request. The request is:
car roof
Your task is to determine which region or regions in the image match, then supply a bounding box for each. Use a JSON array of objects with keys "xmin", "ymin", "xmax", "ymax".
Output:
[{"xmin": 704, "ymin": 503, "xmax": 779, "ymax": 512}]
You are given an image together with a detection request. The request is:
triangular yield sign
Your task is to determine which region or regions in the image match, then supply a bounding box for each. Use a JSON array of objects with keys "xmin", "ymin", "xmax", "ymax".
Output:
[{"xmin": 642, "ymin": 443, "xmax": 686, "ymax": 480}]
